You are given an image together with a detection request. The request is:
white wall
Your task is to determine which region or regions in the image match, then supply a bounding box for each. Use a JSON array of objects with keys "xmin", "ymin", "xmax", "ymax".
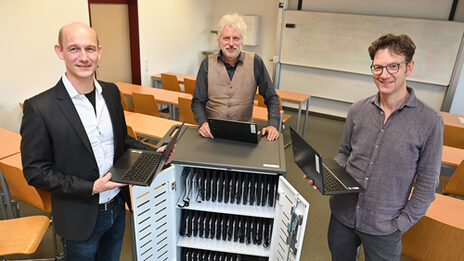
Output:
[
  {"xmin": 299, "ymin": 0, "xmax": 453, "ymax": 19},
  {"xmin": 280, "ymin": 0, "xmax": 464, "ymax": 116},
  {"xmin": 1, "ymin": 0, "xmax": 462, "ymax": 134},
  {"xmin": 211, "ymin": 0, "xmax": 280, "ymax": 79},
  {"xmin": 0, "ymin": 0, "xmax": 89, "ymax": 132},
  {"xmin": 451, "ymin": 0, "xmax": 464, "ymax": 115},
  {"xmin": 451, "ymin": 66, "xmax": 464, "ymax": 114},
  {"xmin": 138, "ymin": 0, "xmax": 213, "ymax": 86}
]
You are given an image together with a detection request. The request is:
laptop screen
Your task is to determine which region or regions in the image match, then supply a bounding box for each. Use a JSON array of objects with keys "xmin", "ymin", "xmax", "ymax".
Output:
[{"xmin": 207, "ymin": 118, "xmax": 260, "ymax": 144}]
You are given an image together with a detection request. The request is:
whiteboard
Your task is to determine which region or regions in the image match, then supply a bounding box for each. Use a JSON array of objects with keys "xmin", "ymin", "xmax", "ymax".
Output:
[
  {"xmin": 280, "ymin": 10, "xmax": 464, "ymax": 86},
  {"xmin": 278, "ymin": 63, "xmax": 448, "ymax": 117}
]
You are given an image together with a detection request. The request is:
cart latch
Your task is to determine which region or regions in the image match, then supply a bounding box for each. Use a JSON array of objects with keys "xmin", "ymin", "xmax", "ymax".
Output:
[{"xmin": 286, "ymin": 207, "xmax": 303, "ymax": 256}]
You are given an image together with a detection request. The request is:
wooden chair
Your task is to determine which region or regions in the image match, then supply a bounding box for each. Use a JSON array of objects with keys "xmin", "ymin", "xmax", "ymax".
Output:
[
  {"xmin": 0, "ymin": 153, "xmax": 59, "ymax": 259},
  {"xmin": 443, "ymin": 124, "xmax": 464, "ymax": 149},
  {"xmin": 127, "ymin": 125, "xmax": 138, "ymax": 139},
  {"xmin": 183, "ymin": 77, "xmax": 196, "ymax": 95},
  {"xmin": 178, "ymin": 97, "xmax": 198, "ymax": 125},
  {"xmin": 127, "ymin": 125, "xmax": 154, "ymax": 147},
  {"xmin": 161, "ymin": 73, "xmax": 182, "ymax": 92},
  {"xmin": 0, "ymin": 154, "xmax": 51, "ymax": 215},
  {"xmin": 132, "ymin": 92, "xmax": 169, "ymax": 119},
  {"xmin": 256, "ymin": 94, "xmax": 292, "ymax": 131},
  {"xmin": 0, "ymin": 215, "xmax": 50, "ymax": 257},
  {"xmin": 440, "ymin": 159, "xmax": 464, "ymax": 197},
  {"xmin": 401, "ymin": 193, "xmax": 464, "ymax": 260},
  {"xmin": 120, "ymin": 91, "xmax": 133, "ymax": 112}
]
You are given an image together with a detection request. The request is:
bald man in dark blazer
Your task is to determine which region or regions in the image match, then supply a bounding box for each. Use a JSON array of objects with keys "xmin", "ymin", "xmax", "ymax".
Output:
[{"xmin": 20, "ymin": 22, "xmax": 170, "ymax": 260}]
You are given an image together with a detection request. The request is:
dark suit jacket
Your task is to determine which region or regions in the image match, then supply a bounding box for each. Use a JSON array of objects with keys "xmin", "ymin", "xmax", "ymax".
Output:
[{"xmin": 20, "ymin": 79, "xmax": 153, "ymax": 241}]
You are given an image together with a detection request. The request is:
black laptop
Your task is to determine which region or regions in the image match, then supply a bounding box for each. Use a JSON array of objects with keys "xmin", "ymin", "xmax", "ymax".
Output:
[
  {"xmin": 290, "ymin": 128, "xmax": 364, "ymax": 195},
  {"xmin": 109, "ymin": 123, "xmax": 184, "ymax": 186},
  {"xmin": 207, "ymin": 118, "xmax": 260, "ymax": 144}
]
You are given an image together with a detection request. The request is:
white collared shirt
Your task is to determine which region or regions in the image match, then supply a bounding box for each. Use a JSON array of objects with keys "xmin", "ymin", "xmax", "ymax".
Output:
[{"xmin": 62, "ymin": 74, "xmax": 119, "ymax": 204}]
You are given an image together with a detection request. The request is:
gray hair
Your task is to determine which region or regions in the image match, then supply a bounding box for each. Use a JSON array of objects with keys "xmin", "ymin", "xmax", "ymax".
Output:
[{"xmin": 217, "ymin": 13, "xmax": 247, "ymax": 40}]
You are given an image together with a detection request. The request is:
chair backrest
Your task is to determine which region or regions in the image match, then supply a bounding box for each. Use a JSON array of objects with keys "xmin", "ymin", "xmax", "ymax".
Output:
[
  {"xmin": 443, "ymin": 124, "xmax": 464, "ymax": 149},
  {"xmin": 0, "ymin": 154, "xmax": 51, "ymax": 213},
  {"xmin": 120, "ymin": 91, "xmax": 132, "ymax": 112},
  {"xmin": 183, "ymin": 78, "xmax": 196, "ymax": 95},
  {"xmin": 127, "ymin": 125, "xmax": 138, "ymax": 140},
  {"xmin": 256, "ymin": 94, "xmax": 283, "ymax": 110},
  {"xmin": 161, "ymin": 73, "xmax": 182, "ymax": 92},
  {"xmin": 443, "ymin": 160, "xmax": 464, "ymax": 197},
  {"xmin": 132, "ymin": 92, "xmax": 161, "ymax": 117},
  {"xmin": 178, "ymin": 97, "xmax": 198, "ymax": 125}
]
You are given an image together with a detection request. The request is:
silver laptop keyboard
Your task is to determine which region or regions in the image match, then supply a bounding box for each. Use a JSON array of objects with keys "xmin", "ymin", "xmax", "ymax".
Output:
[
  {"xmin": 122, "ymin": 152, "xmax": 161, "ymax": 182},
  {"xmin": 322, "ymin": 164, "xmax": 346, "ymax": 192}
]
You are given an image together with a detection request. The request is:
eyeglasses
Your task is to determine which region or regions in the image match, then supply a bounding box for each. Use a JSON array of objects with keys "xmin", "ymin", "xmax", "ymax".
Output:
[{"xmin": 370, "ymin": 61, "xmax": 407, "ymax": 75}]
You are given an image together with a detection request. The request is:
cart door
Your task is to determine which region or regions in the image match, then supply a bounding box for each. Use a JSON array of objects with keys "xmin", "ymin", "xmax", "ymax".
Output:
[
  {"xmin": 269, "ymin": 176, "xmax": 310, "ymax": 261},
  {"xmin": 131, "ymin": 165, "xmax": 179, "ymax": 261}
]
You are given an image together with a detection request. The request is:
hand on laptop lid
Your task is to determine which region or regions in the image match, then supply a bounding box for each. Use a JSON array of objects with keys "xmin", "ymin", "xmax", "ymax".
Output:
[
  {"xmin": 261, "ymin": 126, "xmax": 279, "ymax": 141},
  {"xmin": 198, "ymin": 122, "xmax": 214, "ymax": 139}
]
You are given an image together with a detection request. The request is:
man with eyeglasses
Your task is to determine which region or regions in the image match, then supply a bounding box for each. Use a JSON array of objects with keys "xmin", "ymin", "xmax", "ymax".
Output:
[{"xmin": 304, "ymin": 34, "xmax": 443, "ymax": 260}]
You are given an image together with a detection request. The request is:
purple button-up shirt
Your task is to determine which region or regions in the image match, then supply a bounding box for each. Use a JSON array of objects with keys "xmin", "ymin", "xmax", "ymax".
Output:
[{"xmin": 332, "ymin": 88, "xmax": 443, "ymax": 235}]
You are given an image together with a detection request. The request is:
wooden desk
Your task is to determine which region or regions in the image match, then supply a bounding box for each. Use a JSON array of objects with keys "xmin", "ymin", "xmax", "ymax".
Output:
[
  {"xmin": 440, "ymin": 111, "xmax": 464, "ymax": 128},
  {"xmin": 118, "ymin": 82, "xmax": 283, "ymax": 129},
  {"xmin": 117, "ymin": 82, "xmax": 192, "ymax": 119},
  {"xmin": 275, "ymin": 89, "xmax": 311, "ymax": 136},
  {"xmin": 124, "ymin": 111, "xmax": 182, "ymax": 140},
  {"xmin": 402, "ymin": 193, "xmax": 464, "ymax": 260},
  {"xmin": 442, "ymin": 145, "xmax": 464, "ymax": 167},
  {"xmin": 152, "ymin": 73, "xmax": 311, "ymax": 134},
  {"xmin": 151, "ymin": 73, "xmax": 195, "ymax": 89},
  {"xmin": 0, "ymin": 128, "xmax": 21, "ymax": 160}
]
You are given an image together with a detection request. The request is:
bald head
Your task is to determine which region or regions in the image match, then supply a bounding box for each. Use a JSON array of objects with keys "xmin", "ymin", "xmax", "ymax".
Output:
[
  {"xmin": 58, "ymin": 22, "xmax": 99, "ymax": 47},
  {"xmin": 54, "ymin": 22, "xmax": 102, "ymax": 87}
]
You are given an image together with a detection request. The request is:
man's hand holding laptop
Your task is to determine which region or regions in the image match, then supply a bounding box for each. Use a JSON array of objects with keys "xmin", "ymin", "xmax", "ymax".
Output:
[{"xmin": 302, "ymin": 174, "xmax": 318, "ymax": 191}]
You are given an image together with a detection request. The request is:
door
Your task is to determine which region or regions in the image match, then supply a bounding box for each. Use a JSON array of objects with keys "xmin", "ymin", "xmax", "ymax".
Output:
[
  {"xmin": 88, "ymin": 0, "xmax": 141, "ymax": 84},
  {"xmin": 270, "ymin": 176, "xmax": 310, "ymax": 261}
]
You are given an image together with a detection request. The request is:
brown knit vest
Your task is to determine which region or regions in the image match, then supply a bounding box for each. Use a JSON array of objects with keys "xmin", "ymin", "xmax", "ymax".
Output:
[{"xmin": 206, "ymin": 51, "xmax": 256, "ymax": 122}]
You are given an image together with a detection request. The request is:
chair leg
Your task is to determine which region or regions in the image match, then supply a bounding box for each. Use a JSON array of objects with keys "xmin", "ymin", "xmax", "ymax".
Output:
[
  {"xmin": 50, "ymin": 217, "xmax": 65, "ymax": 260},
  {"xmin": 0, "ymin": 174, "xmax": 15, "ymax": 218}
]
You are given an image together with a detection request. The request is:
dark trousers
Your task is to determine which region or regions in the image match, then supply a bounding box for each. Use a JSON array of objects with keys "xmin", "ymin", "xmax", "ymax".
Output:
[
  {"xmin": 62, "ymin": 197, "xmax": 126, "ymax": 261},
  {"xmin": 327, "ymin": 214, "xmax": 402, "ymax": 261}
]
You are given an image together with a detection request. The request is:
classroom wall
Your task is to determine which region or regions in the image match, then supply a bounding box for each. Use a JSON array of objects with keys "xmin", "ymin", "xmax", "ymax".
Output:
[
  {"xmin": 299, "ymin": 0, "xmax": 454, "ymax": 19},
  {"xmin": 138, "ymin": 0, "xmax": 213, "ymax": 86},
  {"xmin": 451, "ymin": 66, "xmax": 464, "ymax": 113},
  {"xmin": 0, "ymin": 0, "xmax": 89, "ymax": 132},
  {"xmin": 210, "ymin": 0, "xmax": 280, "ymax": 79},
  {"xmin": 1, "ymin": 0, "xmax": 462, "ymax": 134},
  {"xmin": 0, "ymin": 0, "xmax": 214, "ymax": 132},
  {"xmin": 282, "ymin": 0, "xmax": 464, "ymax": 116}
]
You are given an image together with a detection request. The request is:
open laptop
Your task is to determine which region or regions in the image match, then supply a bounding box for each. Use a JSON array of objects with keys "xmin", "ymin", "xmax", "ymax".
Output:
[
  {"xmin": 109, "ymin": 123, "xmax": 184, "ymax": 186},
  {"xmin": 290, "ymin": 127, "xmax": 364, "ymax": 195},
  {"xmin": 207, "ymin": 118, "xmax": 260, "ymax": 144}
]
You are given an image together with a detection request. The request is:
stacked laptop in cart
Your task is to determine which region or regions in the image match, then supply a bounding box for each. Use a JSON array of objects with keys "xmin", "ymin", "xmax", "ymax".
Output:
[{"xmin": 130, "ymin": 125, "xmax": 309, "ymax": 261}]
